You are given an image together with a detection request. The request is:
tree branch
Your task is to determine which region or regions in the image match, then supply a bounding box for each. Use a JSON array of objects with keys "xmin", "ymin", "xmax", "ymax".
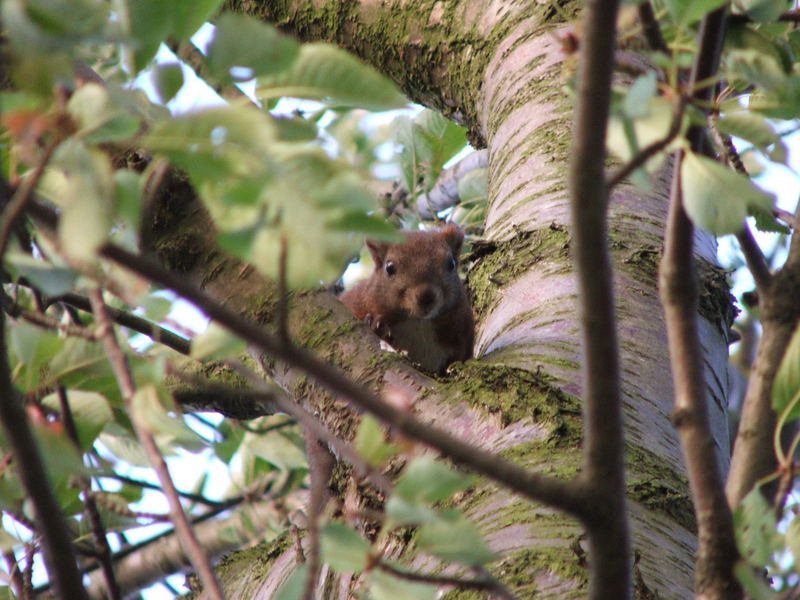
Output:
[
  {"xmin": 658, "ymin": 9, "xmax": 741, "ymax": 600},
  {"xmin": 87, "ymin": 288, "xmax": 226, "ymax": 600},
  {"xmin": 569, "ymin": 0, "xmax": 630, "ymax": 597},
  {"xmin": 0, "ymin": 312, "xmax": 89, "ymax": 600}
]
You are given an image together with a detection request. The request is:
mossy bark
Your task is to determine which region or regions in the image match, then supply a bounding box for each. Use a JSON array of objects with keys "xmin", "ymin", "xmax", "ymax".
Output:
[{"xmin": 167, "ymin": 2, "xmax": 735, "ymax": 598}]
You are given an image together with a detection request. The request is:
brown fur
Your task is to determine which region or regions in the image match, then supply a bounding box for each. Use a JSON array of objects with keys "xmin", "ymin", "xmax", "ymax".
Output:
[{"xmin": 340, "ymin": 224, "xmax": 474, "ymax": 372}]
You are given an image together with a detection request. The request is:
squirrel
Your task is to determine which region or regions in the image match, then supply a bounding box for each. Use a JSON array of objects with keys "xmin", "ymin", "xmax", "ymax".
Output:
[{"xmin": 340, "ymin": 223, "xmax": 475, "ymax": 373}]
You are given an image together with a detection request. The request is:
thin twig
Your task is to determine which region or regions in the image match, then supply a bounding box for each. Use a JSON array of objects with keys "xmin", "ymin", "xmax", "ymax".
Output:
[
  {"xmin": 0, "ymin": 134, "xmax": 62, "ymax": 257},
  {"xmin": 0, "ymin": 312, "xmax": 89, "ymax": 599},
  {"xmin": 301, "ymin": 430, "xmax": 332, "ymax": 600},
  {"xmin": 377, "ymin": 561, "xmax": 519, "ymax": 600},
  {"xmin": 659, "ymin": 8, "xmax": 742, "ymax": 599},
  {"xmin": 607, "ymin": 95, "xmax": 687, "ymax": 189},
  {"xmin": 105, "ymin": 472, "xmax": 238, "ymax": 508},
  {"xmin": 57, "ymin": 386, "xmax": 122, "ymax": 600},
  {"xmin": 278, "ymin": 236, "xmax": 289, "ymax": 344},
  {"xmin": 3, "ymin": 550, "xmax": 25, "ymax": 600},
  {"xmin": 88, "ymin": 288, "xmax": 227, "ymax": 600},
  {"xmin": 637, "ymin": 2, "xmax": 670, "ymax": 54},
  {"xmin": 53, "ymin": 291, "xmax": 191, "ymax": 354}
]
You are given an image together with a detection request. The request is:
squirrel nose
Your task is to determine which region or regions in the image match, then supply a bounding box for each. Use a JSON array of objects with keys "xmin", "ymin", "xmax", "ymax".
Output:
[{"xmin": 419, "ymin": 289, "xmax": 436, "ymax": 309}]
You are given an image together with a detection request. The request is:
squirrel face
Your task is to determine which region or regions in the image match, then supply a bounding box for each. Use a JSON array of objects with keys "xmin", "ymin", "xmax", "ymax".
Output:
[{"xmin": 366, "ymin": 223, "xmax": 465, "ymax": 320}]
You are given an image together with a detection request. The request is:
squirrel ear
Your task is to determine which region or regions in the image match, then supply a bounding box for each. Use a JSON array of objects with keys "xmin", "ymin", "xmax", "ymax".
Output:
[
  {"xmin": 440, "ymin": 223, "xmax": 464, "ymax": 255},
  {"xmin": 366, "ymin": 239, "xmax": 389, "ymax": 267}
]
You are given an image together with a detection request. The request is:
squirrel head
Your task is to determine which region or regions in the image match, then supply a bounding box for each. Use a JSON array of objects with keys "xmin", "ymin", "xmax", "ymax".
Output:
[{"xmin": 365, "ymin": 223, "xmax": 465, "ymax": 320}]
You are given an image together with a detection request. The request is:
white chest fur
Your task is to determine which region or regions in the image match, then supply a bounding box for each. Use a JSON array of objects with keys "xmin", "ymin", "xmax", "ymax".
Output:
[{"xmin": 390, "ymin": 318, "xmax": 449, "ymax": 372}]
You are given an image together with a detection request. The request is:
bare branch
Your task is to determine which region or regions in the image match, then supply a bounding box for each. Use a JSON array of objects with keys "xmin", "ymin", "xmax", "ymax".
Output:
[
  {"xmin": 88, "ymin": 288, "xmax": 226, "ymax": 600},
  {"xmin": 0, "ymin": 312, "xmax": 89, "ymax": 599},
  {"xmin": 659, "ymin": 8, "xmax": 741, "ymax": 599},
  {"xmin": 377, "ymin": 561, "xmax": 519, "ymax": 600},
  {"xmin": 569, "ymin": 0, "xmax": 630, "ymax": 597}
]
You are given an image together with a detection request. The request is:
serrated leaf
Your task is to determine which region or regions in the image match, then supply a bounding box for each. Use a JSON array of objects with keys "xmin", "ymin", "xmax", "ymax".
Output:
[
  {"xmin": 772, "ymin": 323, "xmax": 800, "ymax": 418},
  {"xmin": 8, "ymin": 322, "xmax": 64, "ymax": 391},
  {"xmin": 751, "ymin": 206, "xmax": 789, "ymax": 234},
  {"xmin": 131, "ymin": 385, "xmax": 205, "ymax": 452},
  {"xmin": 41, "ymin": 390, "xmax": 113, "ymax": 450},
  {"xmin": 241, "ymin": 430, "xmax": 307, "ymax": 471},
  {"xmin": 395, "ymin": 455, "xmax": 475, "ymax": 504},
  {"xmin": 154, "ymin": 63, "xmax": 184, "ymax": 104},
  {"xmin": 98, "ymin": 430, "xmax": 150, "ymax": 467},
  {"xmin": 170, "ymin": 0, "xmax": 223, "ymax": 41},
  {"xmin": 385, "ymin": 495, "xmax": 438, "ymax": 528},
  {"xmin": 258, "ymin": 43, "xmax": 406, "ymax": 110},
  {"xmin": 354, "ymin": 415, "xmax": 399, "ymax": 466},
  {"xmin": 274, "ymin": 564, "xmax": 309, "ymax": 600},
  {"xmin": 417, "ymin": 514, "xmax": 495, "ymax": 566},
  {"xmin": 607, "ymin": 96, "xmax": 681, "ymax": 171},
  {"xmin": 716, "ymin": 113, "xmax": 778, "ymax": 151},
  {"xmin": 734, "ymin": 487, "xmax": 781, "ymax": 567},
  {"xmin": 191, "ymin": 322, "xmax": 246, "ymax": 361},
  {"xmin": 681, "ymin": 151, "xmax": 774, "ymax": 235},
  {"xmin": 207, "ymin": 14, "xmax": 299, "ymax": 83},
  {"xmin": 457, "ymin": 168, "xmax": 488, "ymax": 203},
  {"xmin": 320, "ymin": 523, "xmax": 371, "ymax": 572},
  {"xmin": 367, "ymin": 571, "xmax": 436, "ymax": 600},
  {"xmin": 624, "ymin": 72, "xmax": 658, "ymax": 118},
  {"xmin": 4, "ymin": 253, "xmax": 76, "ymax": 296},
  {"xmin": 126, "ymin": 0, "xmax": 172, "ymax": 73}
]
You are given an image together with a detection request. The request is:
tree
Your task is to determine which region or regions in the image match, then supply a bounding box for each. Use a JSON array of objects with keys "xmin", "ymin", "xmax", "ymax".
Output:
[{"xmin": 1, "ymin": 0, "xmax": 800, "ymax": 599}]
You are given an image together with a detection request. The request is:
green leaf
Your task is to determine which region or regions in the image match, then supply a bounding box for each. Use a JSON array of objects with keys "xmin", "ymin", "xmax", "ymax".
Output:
[
  {"xmin": 664, "ymin": 0, "xmax": 727, "ymax": 24},
  {"xmin": 786, "ymin": 513, "xmax": 800, "ymax": 571},
  {"xmin": 716, "ymin": 113, "xmax": 778, "ymax": 151},
  {"xmin": 4, "ymin": 253, "xmax": 76, "ymax": 296},
  {"xmin": 320, "ymin": 523, "xmax": 371, "ymax": 572},
  {"xmin": 154, "ymin": 63, "xmax": 184, "ymax": 104},
  {"xmin": 326, "ymin": 212, "xmax": 400, "ymax": 240},
  {"xmin": 354, "ymin": 415, "xmax": 399, "ymax": 466},
  {"xmin": 385, "ymin": 495, "xmax": 438, "ymax": 528},
  {"xmin": 274, "ymin": 564, "xmax": 309, "ymax": 600},
  {"xmin": 607, "ymin": 96, "xmax": 680, "ymax": 170},
  {"xmin": 170, "ymin": 0, "xmax": 223, "ymax": 41},
  {"xmin": 734, "ymin": 561, "xmax": 779, "ymax": 600},
  {"xmin": 624, "ymin": 72, "xmax": 657, "ymax": 118},
  {"xmin": 46, "ymin": 139, "xmax": 113, "ymax": 260},
  {"xmin": 772, "ymin": 323, "xmax": 800, "ymax": 418},
  {"xmin": 0, "ymin": 529, "xmax": 22, "ymax": 553},
  {"xmin": 99, "ymin": 429, "xmax": 150, "ymax": 467},
  {"xmin": 126, "ymin": 0, "xmax": 172, "ymax": 73},
  {"xmin": 207, "ymin": 14, "xmax": 299, "ymax": 83},
  {"xmin": 241, "ymin": 430, "xmax": 307, "ymax": 471},
  {"xmin": 394, "ymin": 455, "xmax": 475, "ymax": 504},
  {"xmin": 271, "ymin": 115, "xmax": 319, "ymax": 142},
  {"xmin": 734, "ymin": 487, "xmax": 781, "ymax": 567},
  {"xmin": 41, "ymin": 390, "xmax": 113, "ymax": 450},
  {"xmin": 367, "ymin": 571, "xmax": 436, "ymax": 600},
  {"xmin": 8, "ymin": 322, "xmax": 64, "ymax": 391},
  {"xmin": 751, "ymin": 206, "xmax": 789, "ymax": 234},
  {"xmin": 191, "ymin": 322, "xmax": 246, "ymax": 361},
  {"xmin": 732, "ymin": 0, "xmax": 789, "ymax": 22},
  {"xmin": 258, "ymin": 43, "xmax": 406, "ymax": 110},
  {"xmin": 131, "ymin": 385, "xmax": 205, "ymax": 452},
  {"xmin": 457, "ymin": 168, "xmax": 488, "ymax": 203},
  {"xmin": 681, "ymin": 151, "xmax": 774, "ymax": 235},
  {"xmin": 417, "ymin": 513, "xmax": 496, "ymax": 566}
]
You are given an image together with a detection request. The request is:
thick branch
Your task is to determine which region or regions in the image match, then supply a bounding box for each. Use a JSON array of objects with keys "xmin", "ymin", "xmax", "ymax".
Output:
[
  {"xmin": 570, "ymin": 0, "xmax": 631, "ymax": 597},
  {"xmin": 658, "ymin": 9, "xmax": 741, "ymax": 600}
]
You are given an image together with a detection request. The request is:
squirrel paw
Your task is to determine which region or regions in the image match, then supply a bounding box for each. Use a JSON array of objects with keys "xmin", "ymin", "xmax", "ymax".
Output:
[{"xmin": 364, "ymin": 314, "xmax": 392, "ymax": 341}]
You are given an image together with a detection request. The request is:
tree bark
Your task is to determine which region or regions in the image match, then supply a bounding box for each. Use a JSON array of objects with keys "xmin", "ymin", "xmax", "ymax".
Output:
[{"xmin": 148, "ymin": 2, "xmax": 736, "ymax": 598}]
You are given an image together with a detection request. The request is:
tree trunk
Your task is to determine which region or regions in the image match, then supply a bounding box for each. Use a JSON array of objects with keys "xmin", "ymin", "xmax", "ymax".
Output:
[{"xmin": 154, "ymin": 2, "xmax": 734, "ymax": 598}]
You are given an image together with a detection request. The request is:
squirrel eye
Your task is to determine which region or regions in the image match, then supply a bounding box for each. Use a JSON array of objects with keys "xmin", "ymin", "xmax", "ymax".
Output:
[
  {"xmin": 385, "ymin": 260, "xmax": 397, "ymax": 276},
  {"xmin": 447, "ymin": 256, "xmax": 456, "ymax": 271}
]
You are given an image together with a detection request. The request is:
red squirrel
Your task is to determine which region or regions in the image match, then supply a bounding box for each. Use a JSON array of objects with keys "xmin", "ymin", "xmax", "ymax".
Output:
[{"xmin": 340, "ymin": 223, "xmax": 474, "ymax": 372}]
